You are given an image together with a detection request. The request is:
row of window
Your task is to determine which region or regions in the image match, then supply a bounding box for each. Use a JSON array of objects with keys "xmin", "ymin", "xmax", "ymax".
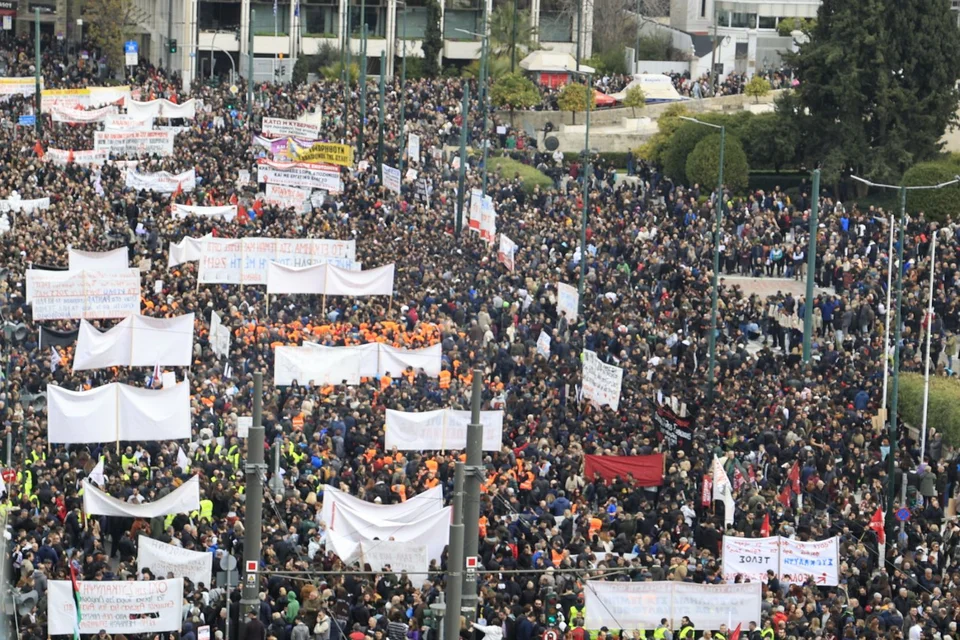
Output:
[{"xmin": 199, "ymin": 2, "xmax": 573, "ymax": 41}]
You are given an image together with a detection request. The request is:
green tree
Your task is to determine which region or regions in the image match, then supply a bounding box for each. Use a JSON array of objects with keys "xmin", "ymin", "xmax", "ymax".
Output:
[
  {"xmin": 623, "ymin": 85, "xmax": 646, "ymax": 118},
  {"xmin": 686, "ymin": 133, "xmax": 750, "ymax": 194},
  {"xmin": 489, "ymin": 5, "xmax": 538, "ymax": 65},
  {"xmin": 902, "ymin": 160, "xmax": 960, "ymax": 222},
  {"xmin": 421, "ymin": 0, "xmax": 443, "ymax": 77},
  {"xmin": 744, "ymin": 75, "xmax": 771, "ymax": 103},
  {"xmin": 82, "ymin": 0, "xmax": 135, "ymax": 74},
  {"xmin": 557, "ymin": 82, "xmax": 595, "ymax": 125},
  {"xmin": 788, "ymin": 0, "xmax": 960, "ymax": 187},
  {"xmin": 490, "ymin": 72, "xmax": 540, "ymax": 126}
]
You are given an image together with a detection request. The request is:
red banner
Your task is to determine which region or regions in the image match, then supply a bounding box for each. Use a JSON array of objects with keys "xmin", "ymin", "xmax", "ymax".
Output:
[{"xmin": 583, "ymin": 454, "xmax": 663, "ymax": 486}]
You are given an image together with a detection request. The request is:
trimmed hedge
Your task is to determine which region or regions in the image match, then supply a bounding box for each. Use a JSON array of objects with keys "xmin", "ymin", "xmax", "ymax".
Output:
[
  {"xmin": 487, "ymin": 156, "xmax": 553, "ymax": 193},
  {"xmin": 902, "ymin": 160, "xmax": 960, "ymax": 222},
  {"xmin": 895, "ymin": 372, "xmax": 960, "ymax": 447}
]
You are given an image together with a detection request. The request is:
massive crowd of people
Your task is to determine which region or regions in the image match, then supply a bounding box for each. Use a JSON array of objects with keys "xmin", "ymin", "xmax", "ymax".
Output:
[{"xmin": 0, "ymin": 30, "xmax": 958, "ymax": 640}]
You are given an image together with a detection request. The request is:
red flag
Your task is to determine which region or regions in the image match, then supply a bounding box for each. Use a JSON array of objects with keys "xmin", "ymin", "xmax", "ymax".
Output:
[
  {"xmin": 869, "ymin": 507, "xmax": 885, "ymax": 545},
  {"xmin": 33, "ymin": 141, "xmax": 44, "ymax": 159},
  {"xmin": 789, "ymin": 461, "xmax": 801, "ymax": 494},
  {"xmin": 778, "ymin": 484, "xmax": 792, "ymax": 509},
  {"xmin": 729, "ymin": 623, "xmax": 742, "ymax": 640},
  {"xmin": 760, "ymin": 513, "xmax": 771, "ymax": 538},
  {"xmin": 701, "ymin": 475, "xmax": 713, "ymax": 507}
]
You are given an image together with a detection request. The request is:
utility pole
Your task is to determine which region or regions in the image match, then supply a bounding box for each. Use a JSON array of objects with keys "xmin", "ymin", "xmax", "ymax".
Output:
[
  {"xmin": 444, "ymin": 462, "xmax": 466, "ymax": 640},
  {"xmin": 461, "ymin": 372, "xmax": 483, "ymax": 621},
  {"xmin": 247, "ymin": 10, "xmax": 255, "ymax": 121},
  {"xmin": 377, "ymin": 50, "xmax": 386, "ymax": 181},
  {"xmin": 887, "ymin": 185, "xmax": 906, "ymax": 539},
  {"xmin": 240, "ymin": 373, "xmax": 266, "ymax": 622},
  {"xmin": 801, "ymin": 169, "xmax": 820, "ymax": 363},
  {"xmin": 358, "ymin": 23, "xmax": 368, "ymax": 159},
  {"xmin": 455, "ymin": 83, "xmax": 470, "ymax": 236},
  {"xmin": 34, "ymin": 8, "xmax": 41, "ymax": 136}
]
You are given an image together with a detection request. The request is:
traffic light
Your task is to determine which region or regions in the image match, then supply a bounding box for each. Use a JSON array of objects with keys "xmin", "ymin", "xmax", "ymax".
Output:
[
  {"xmin": 169, "ymin": 38, "xmax": 177, "ymax": 53},
  {"xmin": 546, "ymin": 591, "xmax": 559, "ymax": 625}
]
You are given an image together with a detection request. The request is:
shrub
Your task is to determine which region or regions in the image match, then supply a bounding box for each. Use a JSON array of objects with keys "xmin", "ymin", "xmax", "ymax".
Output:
[
  {"xmin": 895, "ymin": 372, "xmax": 960, "ymax": 447},
  {"xmin": 902, "ymin": 160, "xmax": 960, "ymax": 222},
  {"xmin": 487, "ymin": 156, "xmax": 553, "ymax": 193},
  {"xmin": 686, "ymin": 133, "xmax": 750, "ymax": 194}
]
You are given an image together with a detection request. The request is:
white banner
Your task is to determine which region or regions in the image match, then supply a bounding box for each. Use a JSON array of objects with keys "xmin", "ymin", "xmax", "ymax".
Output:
[
  {"xmin": 199, "ymin": 237, "xmax": 357, "ymax": 285},
  {"xmin": 537, "ymin": 330, "xmax": 551, "ymax": 358},
  {"xmin": 104, "ymin": 113, "xmax": 154, "ymax": 131},
  {"xmin": 330, "ymin": 502, "xmax": 451, "ymax": 563},
  {"xmin": 584, "ymin": 581, "xmax": 761, "ymax": 631},
  {"xmin": 68, "ymin": 247, "xmax": 128, "ymax": 271},
  {"xmin": 267, "ymin": 262, "xmax": 326, "ymax": 295},
  {"xmin": 319, "ymin": 484, "xmax": 444, "ymax": 530},
  {"xmin": 0, "ymin": 77, "xmax": 37, "ymax": 98},
  {"xmin": 137, "ymin": 536, "xmax": 213, "ymax": 588},
  {"xmin": 721, "ymin": 535, "xmax": 780, "ymax": 583},
  {"xmin": 264, "ymin": 184, "xmax": 312, "ymax": 213},
  {"xmin": 30, "ymin": 269, "xmax": 140, "ymax": 320},
  {"xmin": 82, "ymin": 476, "xmax": 200, "ymax": 517},
  {"xmin": 257, "ymin": 160, "xmax": 342, "ymax": 193},
  {"xmin": 48, "ymin": 578, "xmax": 184, "ymax": 635},
  {"xmin": 46, "ymin": 148, "xmax": 108, "ymax": 165},
  {"xmin": 779, "ymin": 536, "xmax": 839, "ymax": 586},
  {"xmin": 0, "ymin": 196, "xmax": 50, "ymax": 213},
  {"xmin": 385, "ymin": 409, "xmax": 503, "ymax": 452},
  {"xmin": 324, "ymin": 263, "xmax": 394, "ymax": 296},
  {"xmin": 557, "ymin": 282, "xmax": 579, "ymax": 322},
  {"xmin": 210, "ymin": 311, "xmax": 231, "ymax": 359},
  {"xmin": 95, "ymin": 130, "xmax": 176, "ymax": 157},
  {"xmin": 171, "ymin": 204, "xmax": 237, "ymax": 221},
  {"xmin": 127, "ymin": 98, "xmax": 197, "ymax": 119},
  {"xmin": 51, "ymin": 104, "xmax": 117, "ymax": 123},
  {"xmin": 126, "ymin": 169, "xmax": 196, "ymax": 193},
  {"xmin": 275, "ymin": 342, "xmax": 441, "ymax": 386},
  {"xmin": 48, "ymin": 382, "xmax": 191, "ymax": 443},
  {"xmin": 382, "ymin": 164, "xmax": 401, "ymax": 194},
  {"xmin": 73, "ymin": 314, "xmax": 194, "ymax": 370},
  {"xmin": 498, "ymin": 234, "xmax": 516, "ymax": 271},
  {"xmin": 261, "ymin": 117, "xmax": 320, "ymax": 139},
  {"xmin": 582, "ymin": 350, "xmax": 623, "ymax": 411}
]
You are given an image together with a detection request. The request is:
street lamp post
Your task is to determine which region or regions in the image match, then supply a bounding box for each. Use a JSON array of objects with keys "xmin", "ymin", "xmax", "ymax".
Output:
[
  {"xmin": 850, "ymin": 174, "xmax": 960, "ymax": 536},
  {"xmin": 456, "ymin": 28, "xmax": 490, "ymax": 195},
  {"xmin": 567, "ymin": 67, "xmax": 593, "ymax": 317},
  {"xmin": 680, "ymin": 116, "xmax": 725, "ymax": 403}
]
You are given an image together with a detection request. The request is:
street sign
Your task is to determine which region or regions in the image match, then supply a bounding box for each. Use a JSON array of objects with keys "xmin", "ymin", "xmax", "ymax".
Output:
[
  {"xmin": 896, "ymin": 507, "xmax": 911, "ymax": 522},
  {"xmin": 245, "ymin": 560, "xmax": 258, "ymax": 573},
  {"xmin": 124, "ymin": 40, "xmax": 139, "ymax": 67},
  {"xmin": 18, "ymin": 115, "xmax": 35, "ymax": 127}
]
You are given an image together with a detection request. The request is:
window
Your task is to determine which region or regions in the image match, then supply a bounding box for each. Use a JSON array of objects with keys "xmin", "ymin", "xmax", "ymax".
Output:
[
  {"xmin": 730, "ymin": 12, "xmax": 756, "ymax": 28},
  {"xmin": 198, "ymin": 1, "xmax": 241, "ymax": 31},
  {"xmin": 395, "ymin": 0, "xmax": 428, "ymax": 40},
  {"xmin": 252, "ymin": 2, "xmax": 290, "ymax": 35},
  {"xmin": 758, "ymin": 15, "xmax": 775, "ymax": 29},
  {"xmin": 302, "ymin": 0, "xmax": 338, "ymax": 37}
]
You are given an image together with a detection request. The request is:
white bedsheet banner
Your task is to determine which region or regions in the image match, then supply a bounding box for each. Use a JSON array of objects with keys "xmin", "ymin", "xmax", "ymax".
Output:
[
  {"xmin": 73, "ymin": 314, "xmax": 194, "ymax": 370},
  {"xmin": 127, "ymin": 98, "xmax": 197, "ymax": 119},
  {"xmin": 126, "ymin": 169, "xmax": 196, "ymax": 193},
  {"xmin": 385, "ymin": 409, "xmax": 503, "ymax": 451},
  {"xmin": 330, "ymin": 502, "xmax": 451, "ymax": 563},
  {"xmin": 48, "ymin": 578, "xmax": 184, "ymax": 635},
  {"xmin": 82, "ymin": 476, "xmax": 200, "ymax": 517},
  {"xmin": 171, "ymin": 204, "xmax": 237, "ymax": 221},
  {"xmin": 584, "ymin": 581, "xmax": 762, "ymax": 631},
  {"xmin": 778, "ymin": 536, "xmax": 839, "ymax": 586},
  {"xmin": 199, "ymin": 237, "xmax": 357, "ymax": 285},
  {"xmin": 48, "ymin": 382, "xmax": 191, "ymax": 443},
  {"xmin": 137, "ymin": 536, "xmax": 213, "ymax": 587},
  {"xmin": 267, "ymin": 262, "xmax": 327, "ymax": 294},
  {"xmin": 276, "ymin": 342, "xmax": 441, "ymax": 385},
  {"xmin": 68, "ymin": 247, "xmax": 128, "ymax": 271},
  {"xmin": 29, "ymin": 269, "xmax": 141, "ymax": 320},
  {"xmin": 722, "ymin": 535, "xmax": 780, "ymax": 583},
  {"xmin": 319, "ymin": 484, "xmax": 444, "ymax": 530}
]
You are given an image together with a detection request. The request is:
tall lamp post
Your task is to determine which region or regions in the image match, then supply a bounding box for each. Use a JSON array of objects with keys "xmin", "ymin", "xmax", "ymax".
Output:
[
  {"xmin": 567, "ymin": 66, "xmax": 593, "ymax": 317},
  {"xmin": 456, "ymin": 28, "xmax": 490, "ymax": 195},
  {"xmin": 850, "ymin": 174, "xmax": 960, "ymax": 536},
  {"xmin": 679, "ymin": 116, "xmax": 725, "ymax": 403}
]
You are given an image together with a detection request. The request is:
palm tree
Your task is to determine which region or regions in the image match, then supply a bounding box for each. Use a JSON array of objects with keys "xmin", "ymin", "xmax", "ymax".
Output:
[{"xmin": 488, "ymin": 5, "xmax": 539, "ymax": 66}]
